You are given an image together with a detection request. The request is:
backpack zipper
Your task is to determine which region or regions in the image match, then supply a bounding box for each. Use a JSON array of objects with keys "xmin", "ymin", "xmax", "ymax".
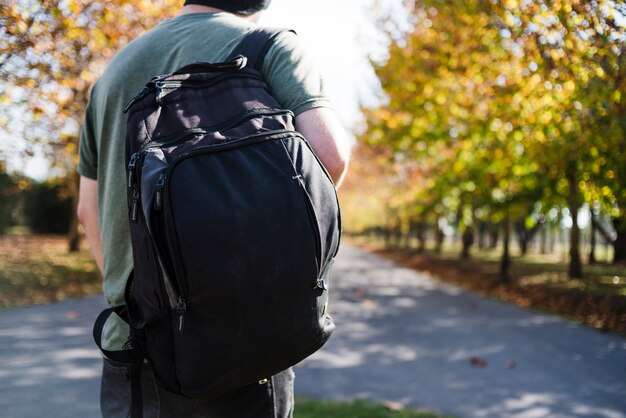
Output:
[
  {"xmin": 153, "ymin": 173, "xmax": 166, "ymax": 211},
  {"xmin": 291, "ymin": 132, "xmax": 343, "ymax": 260},
  {"xmin": 127, "ymin": 150, "xmax": 183, "ymax": 313},
  {"xmin": 170, "ymin": 129, "xmax": 292, "ymax": 163},
  {"xmin": 127, "ymin": 152, "xmax": 144, "ymax": 223},
  {"xmin": 137, "ymin": 108, "xmax": 293, "ymax": 154},
  {"xmin": 124, "ymin": 71, "xmax": 264, "ymax": 113},
  {"xmin": 154, "ymin": 73, "xmax": 265, "ymax": 105},
  {"xmin": 298, "ymin": 177, "xmax": 325, "ymax": 290},
  {"xmin": 127, "ymin": 152, "xmax": 141, "ymax": 188},
  {"xmin": 176, "ymin": 298, "xmax": 187, "ymax": 333}
]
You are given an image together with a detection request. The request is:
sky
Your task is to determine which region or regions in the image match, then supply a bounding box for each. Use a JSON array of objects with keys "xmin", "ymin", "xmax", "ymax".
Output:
[
  {"xmin": 260, "ymin": 0, "xmax": 404, "ymax": 127},
  {"xmin": 2, "ymin": 0, "xmax": 407, "ymax": 180}
]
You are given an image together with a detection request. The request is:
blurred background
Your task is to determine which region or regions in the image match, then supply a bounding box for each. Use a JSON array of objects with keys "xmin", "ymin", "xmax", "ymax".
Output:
[
  {"xmin": 1, "ymin": 0, "xmax": 625, "ymax": 341},
  {"xmin": 1, "ymin": 2, "xmax": 626, "ymax": 417}
]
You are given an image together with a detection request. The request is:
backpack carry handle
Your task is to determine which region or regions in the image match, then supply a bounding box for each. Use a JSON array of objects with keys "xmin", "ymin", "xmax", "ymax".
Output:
[{"xmin": 172, "ymin": 55, "xmax": 247, "ymax": 76}]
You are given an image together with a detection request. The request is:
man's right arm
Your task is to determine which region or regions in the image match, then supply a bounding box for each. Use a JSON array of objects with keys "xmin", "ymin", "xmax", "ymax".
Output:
[
  {"xmin": 260, "ymin": 31, "xmax": 350, "ymax": 185},
  {"xmin": 295, "ymin": 107, "xmax": 350, "ymax": 187},
  {"xmin": 77, "ymin": 176, "xmax": 104, "ymax": 274}
]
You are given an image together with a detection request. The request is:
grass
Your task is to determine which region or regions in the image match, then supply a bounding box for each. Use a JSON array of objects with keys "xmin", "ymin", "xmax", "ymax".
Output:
[
  {"xmin": 349, "ymin": 234, "xmax": 626, "ymax": 335},
  {"xmin": 295, "ymin": 398, "xmax": 452, "ymax": 418},
  {"xmin": 0, "ymin": 234, "xmax": 101, "ymax": 308}
]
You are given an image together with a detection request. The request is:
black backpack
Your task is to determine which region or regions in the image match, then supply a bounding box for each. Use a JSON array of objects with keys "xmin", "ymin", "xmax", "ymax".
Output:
[{"xmin": 93, "ymin": 28, "xmax": 341, "ymax": 412}]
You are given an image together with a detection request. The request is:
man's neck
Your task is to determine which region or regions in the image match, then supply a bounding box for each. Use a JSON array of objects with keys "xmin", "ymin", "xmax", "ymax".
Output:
[
  {"xmin": 178, "ymin": 5, "xmax": 223, "ymax": 16},
  {"xmin": 178, "ymin": 4, "xmax": 260, "ymax": 22}
]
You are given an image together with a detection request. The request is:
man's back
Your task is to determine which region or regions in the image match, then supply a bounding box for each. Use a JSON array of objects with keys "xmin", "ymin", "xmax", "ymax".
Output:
[{"xmin": 79, "ymin": 12, "xmax": 330, "ymax": 345}]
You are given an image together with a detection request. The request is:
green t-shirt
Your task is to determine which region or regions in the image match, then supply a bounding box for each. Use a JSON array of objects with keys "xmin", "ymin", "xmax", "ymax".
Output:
[{"xmin": 78, "ymin": 12, "xmax": 331, "ymax": 349}]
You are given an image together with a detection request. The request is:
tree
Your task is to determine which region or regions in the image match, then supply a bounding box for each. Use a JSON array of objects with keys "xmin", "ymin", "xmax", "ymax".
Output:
[
  {"xmin": 490, "ymin": 0, "xmax": 626, "ymax": 270},
  {"xmin": 360, "ymin": 0, "xmax": 625, "ymax": 278},
  {"xmin": 0, "ymin": 161, "xmax": 19, "ymax": 233},
  {"xmin": 0, "ymin": 0, "xmax": 179, "ymax": 248},
  {"xmin": 362, "ymin": 0, "xmax": 549, "ymax": 280},
  {"xmin": 23, "ymin": 179, "xmax": 74, "ymax": 234}
]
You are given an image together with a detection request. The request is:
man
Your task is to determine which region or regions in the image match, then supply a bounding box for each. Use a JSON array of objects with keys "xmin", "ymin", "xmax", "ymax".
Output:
[{"xmin": 77, "ymin": 1, "xmax": 350, "ymax": 417}]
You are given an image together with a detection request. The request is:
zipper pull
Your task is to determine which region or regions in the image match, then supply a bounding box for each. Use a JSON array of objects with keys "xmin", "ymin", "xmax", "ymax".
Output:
[
  {"xmin": 130, "ymin": 188, "xmax": 139, "ymax": 223},
  {"xmin": 314, "ymin": 278, "xmax": 328, "ymax": 291},
  {"xmin": 176, "ymin": 298, "xmax": 187, "ymax": 333},
  {"xmin": 127, "ymin": 153, "xmax": 140, "ymax": 188},
  {"xmin": 155, "ymin": 81, "xmax": 165, "ymax": 105},
  {"xmin": 155, "ymin": 81, "xmax": 181, "ymax": 105},
  {"xmin": 153, "ymin": 173, "xmax": 166, "ymax": 211}
]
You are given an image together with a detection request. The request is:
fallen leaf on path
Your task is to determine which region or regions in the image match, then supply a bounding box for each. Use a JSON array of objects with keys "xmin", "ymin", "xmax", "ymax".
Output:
[
  {"xmin": 470, "ymin": 357, "xmax": 487, "ymax": 368},
  {"xmin": 66, "ymin": 311, "xmax": 81, "ymax": 320}
]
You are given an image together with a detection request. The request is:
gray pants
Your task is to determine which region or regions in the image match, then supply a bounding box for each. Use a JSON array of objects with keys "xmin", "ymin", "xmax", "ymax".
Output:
[{"xmin": 101, "ymin": 358, "xmax": 295, "ymax": 418}]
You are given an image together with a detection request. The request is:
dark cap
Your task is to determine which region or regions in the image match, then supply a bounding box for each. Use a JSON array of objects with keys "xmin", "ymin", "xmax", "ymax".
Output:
[{"xmin": 183, "ymin": 0, "xmax": 272, "ymax": 15}]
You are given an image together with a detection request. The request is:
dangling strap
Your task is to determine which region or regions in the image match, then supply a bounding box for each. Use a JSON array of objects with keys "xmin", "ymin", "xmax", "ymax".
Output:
[
  {"xmin": 230, "ymin": 27, "xmax": 296, "ymax": 70},
  {"xmin": 93, "ymin": 305, "xmax": 145, "ymax": 363},
  {"xmin": 93, "ymin": 271, "xmax": 146, "ymax": 418},
  {"xmin": 129, "ymin": 363, "xmax": 143, "ymax": 418}
]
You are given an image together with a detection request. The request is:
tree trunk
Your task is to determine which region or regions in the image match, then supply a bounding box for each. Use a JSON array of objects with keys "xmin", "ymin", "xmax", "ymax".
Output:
[
  {"xmin": 566, "ymin": 165, "xmax": 583, "ymax": 278},
  {"xmin": 435, "ymin": 226, "xmax": 444, "ymax": 253},
  {"xmin": 416, "ymin": 221, "xmax": 426, "ymax": 253},
  {"xmin": 500, "ymin": 212, "xmax": 510, "ymax": 283},
  {"xmin": 461, "ymin": 226, "xmax": 474, "ymax": 260},
  {"xmin": 477, "ymin": 221, "xmax": 486, "ymax": 250},
  {"xmin": 613, "ymin": 215, "xmax": 626, "ymax": 264},
  {"xmin": 589, "ymin": 208, "xmax": 597, "ymax": 264},
  {"xmin": 517, "ymin": 223, "xmax": 529, "ymax": 256},
  {"xmin": 67, "ymin": 173, "xmax": 81, "ymax": 253},
  {"xmin": 515, "ymin": 216, "xmax": 543, "ymax": 257},
  {"xmin": 539, "ymin": 225, "xmax": 547, "ymax": 254},
  {"xmin": 613, "ymin": 99, "xmax": 626, "ymax": 264}
]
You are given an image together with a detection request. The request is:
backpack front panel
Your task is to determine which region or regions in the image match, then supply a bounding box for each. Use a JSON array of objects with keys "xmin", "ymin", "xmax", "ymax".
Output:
[
  {"xmin": 157, "ymin": 133, "xmax": 334, "ymax": 396},
  {"xmin": 124, "ymin": 62, "xmax": 339, "ymax": 398}
]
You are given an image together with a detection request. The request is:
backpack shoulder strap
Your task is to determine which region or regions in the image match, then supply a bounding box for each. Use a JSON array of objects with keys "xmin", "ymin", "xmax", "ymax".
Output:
[{"xmin": 230, "ymin": 28, "xmax": 296, "ymax": 70}]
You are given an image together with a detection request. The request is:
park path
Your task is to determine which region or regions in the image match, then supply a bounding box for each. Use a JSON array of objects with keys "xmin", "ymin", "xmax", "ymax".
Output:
[
  {"xmin": 0, "ymin": 244, "xmax": 625, "ymax": 418},
  {"xmin": 296, "ymin": 245, "xmax": 626, "ymax": 418}
]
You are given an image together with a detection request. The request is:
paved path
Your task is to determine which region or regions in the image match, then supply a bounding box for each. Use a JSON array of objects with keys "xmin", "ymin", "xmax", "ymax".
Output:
[
  {"xmin": 296, "ymin": 245, "xmax": 626, "ymax": 418},
  {"xmin": 0, "ymin": 295, "xmax": 106, "ymax": 418},
  {"xmin": 1, "ymin": 244, "xmax": 625, "ymax": 417}
]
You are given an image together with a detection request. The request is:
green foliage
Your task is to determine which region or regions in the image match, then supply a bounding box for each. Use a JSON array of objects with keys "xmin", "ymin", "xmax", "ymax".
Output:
[
  {"xmin": 352, "ymin": 0, "xmax": 626, "ymax": 271},
  {"xmin": 1, "ymin": 1, "xmax": 182, "ymax": 247},
  {"xmin": 1, "ymin": 0, "xmax": 182, "ymax": 170},
  {"xmin": 23, "ymin": 180, "xmax": 73, "ymax": 234}
]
